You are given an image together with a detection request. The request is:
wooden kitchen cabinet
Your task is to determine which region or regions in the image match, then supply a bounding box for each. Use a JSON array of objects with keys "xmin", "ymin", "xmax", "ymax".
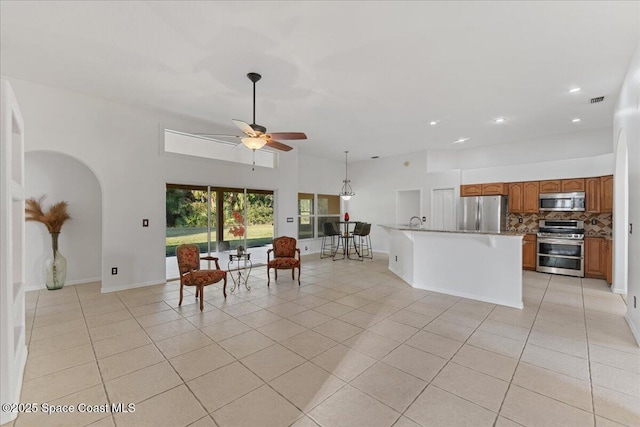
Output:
[
  {"xmin": 605, "ymin": 239, "xmax": 613, "ymax": 285},
  {"xmin": 585, "ymin": 237, "xmax": 606, "ymax": 279},
  {"xmin": 481, "ymin": 182, "xmax": 508, "ymax": 195},
  {"xmin": 540, "ymin": 180, "xmax": 562, "ymax": 193},
  {"xmin": 522, "ymin": 234, "xmax": 537, "ymax": 270},
  {"xmin": 586, "ymin": 177, "xmax": 601, "ymax": 212},
  {"xmin": 461, "ymin": 184, "xmax": 482, "ymax": 197},
  {"xmin": 523, "ymin": 181, "xmax": 539, "ymax": 213},
  {"xmin": 508, "ymin": 183, "xmax": 523, "ymax": 212},
  {"xmin": 601, "ymin": 175, "xmax": 613, "ymax": 213},
  {"xmin": 561, "ymin": 178, "xmax": 585, "ymax": 192},
  {"xmin": 461, "ymin": 182, "xmax": 507, "ymax": 196}
]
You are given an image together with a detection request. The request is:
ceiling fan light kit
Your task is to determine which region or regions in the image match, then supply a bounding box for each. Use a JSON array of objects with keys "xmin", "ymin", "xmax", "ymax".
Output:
[
  {"xmin": 241, "ymin": 137, "xmax": 267, "ymax": 150},
  {"xmin": 339, "ymin": 151, "xmax": 355, "ymax": 201}
]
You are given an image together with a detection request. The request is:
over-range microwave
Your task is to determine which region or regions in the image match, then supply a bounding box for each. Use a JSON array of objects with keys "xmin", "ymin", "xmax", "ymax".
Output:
[{"xmin": 539, "ymin": 192, "xmax": 586, "ymax": 212}]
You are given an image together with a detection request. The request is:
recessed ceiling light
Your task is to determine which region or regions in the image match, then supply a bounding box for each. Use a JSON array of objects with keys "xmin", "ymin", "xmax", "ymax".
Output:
[
  {"xmin": 494, "ymin": 117, "xmax": 506, "ymax": 123},
  {"xmin": 569, "ymin": 87, "xmax": 581, "ymax": 93},
  {"xmin": 572, "ymin": 118, "xmax": 581, "ymax": 123},
  {"xmin": 452, "ymin": 137, "xmax": 470, "ymax": 144},
  {"xmin": 429, "ymin": 121, "xmax": 438, "ymax": 126}
]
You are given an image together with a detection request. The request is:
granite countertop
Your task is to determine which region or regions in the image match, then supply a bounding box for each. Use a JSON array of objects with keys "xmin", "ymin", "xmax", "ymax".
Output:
[{"xmin": 378, "ymin": 224, "xmax": 525, "ymax": 237}]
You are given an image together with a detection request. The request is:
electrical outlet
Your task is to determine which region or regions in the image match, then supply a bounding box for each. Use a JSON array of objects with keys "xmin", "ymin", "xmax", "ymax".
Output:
[
  {"xmin": 142, "ymin": 219, "xmax": 149, "ymax": 227},
  {"xmin": 111, "ymin": 267, "xmax": 118, "ymax": 275},
  {"xmin": 422, "ymin": 216, "xmax": 426, "ymax": 222},
  {"xmin": 395, "ymin": 255, "xmax": 398, "ymax": 262},
  {"xmin": 518, "ymin": 217, "xmax": 523, "ymax": 224},
  {"xmin": 305, "ymin": 246, "xmax": 308, "ymax": 251}
]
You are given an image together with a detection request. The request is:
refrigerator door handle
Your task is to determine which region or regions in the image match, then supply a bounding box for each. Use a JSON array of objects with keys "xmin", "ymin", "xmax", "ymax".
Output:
[{"xmin": 477, "ymin": 197, "xmax": 482, "ymax": 231}]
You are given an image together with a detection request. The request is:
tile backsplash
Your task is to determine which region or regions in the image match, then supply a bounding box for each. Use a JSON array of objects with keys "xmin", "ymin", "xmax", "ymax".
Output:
[{"xmin": 508, "ymin": 212, "xmax": 612, "ymax": 236}]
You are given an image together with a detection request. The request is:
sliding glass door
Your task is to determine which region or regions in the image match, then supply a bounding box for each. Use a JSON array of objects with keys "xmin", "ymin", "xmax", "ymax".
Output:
[
  {"xmin": 165, "ymin": 185, "xmax": 215, "ymax": 258},
  {"xmin": 166, "ymin": 184, "xmax": 274, "ymax": 279}
]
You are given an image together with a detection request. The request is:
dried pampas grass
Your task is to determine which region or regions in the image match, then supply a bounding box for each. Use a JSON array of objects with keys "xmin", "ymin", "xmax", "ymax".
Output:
[{"xmin": 25, "ymin": 195, "xmax": 71, "ymax": 233}]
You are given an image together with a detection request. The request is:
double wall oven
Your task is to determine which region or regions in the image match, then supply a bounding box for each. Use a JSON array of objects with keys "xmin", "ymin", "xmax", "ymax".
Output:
[{"xmin": 536, "ymin": 220, "xmax": 585, "ymax": 277}]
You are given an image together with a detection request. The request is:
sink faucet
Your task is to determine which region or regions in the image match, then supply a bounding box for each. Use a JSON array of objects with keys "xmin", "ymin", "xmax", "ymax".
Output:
[{"xmin": 409, "ymin": 216, "xmax": 423, "ymax": 227}]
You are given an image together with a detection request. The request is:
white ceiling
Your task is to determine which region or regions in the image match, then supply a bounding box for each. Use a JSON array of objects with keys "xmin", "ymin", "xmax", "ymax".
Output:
[{"xmin": 1, "ymin": 1, "xmax": 638, "ymax": 162}]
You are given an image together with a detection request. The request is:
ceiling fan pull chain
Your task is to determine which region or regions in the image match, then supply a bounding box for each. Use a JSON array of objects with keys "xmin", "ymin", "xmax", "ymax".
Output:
[{"xmin": 252, "ymin": 149, "xmax": 256, "ymax": 171}]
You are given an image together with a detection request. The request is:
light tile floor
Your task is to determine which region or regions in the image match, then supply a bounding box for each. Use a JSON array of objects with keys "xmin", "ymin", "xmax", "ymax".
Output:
[{"xmin": 8, "ymin": 254, "xmax": 640, "ymax": 427}]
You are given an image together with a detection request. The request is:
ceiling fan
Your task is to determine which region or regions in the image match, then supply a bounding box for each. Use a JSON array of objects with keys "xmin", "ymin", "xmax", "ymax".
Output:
[{"xmin": 198, "ymin": 72, "xmax": 308, "ymax": 156}]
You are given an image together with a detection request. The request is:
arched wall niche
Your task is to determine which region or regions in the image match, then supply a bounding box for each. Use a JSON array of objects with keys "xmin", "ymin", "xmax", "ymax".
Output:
[{"xmin": 24, "ymin": 150, "xmax": 102, "ymax": 290}]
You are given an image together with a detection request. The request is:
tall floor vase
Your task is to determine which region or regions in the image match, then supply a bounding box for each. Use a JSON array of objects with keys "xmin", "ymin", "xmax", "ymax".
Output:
[{"xmin": 45, "ymin": 232, "xmax": 67, "ymax": 290}]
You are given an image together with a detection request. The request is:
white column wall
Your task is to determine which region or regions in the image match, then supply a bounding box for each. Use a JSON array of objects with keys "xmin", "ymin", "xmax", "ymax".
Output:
[
  {"xmin": 614, "ymin": 39, "xmax": 640, "ymax": 345},
  {"xmin": 8, "ymin": 77, "xmax": 299, "ymax": 292}
]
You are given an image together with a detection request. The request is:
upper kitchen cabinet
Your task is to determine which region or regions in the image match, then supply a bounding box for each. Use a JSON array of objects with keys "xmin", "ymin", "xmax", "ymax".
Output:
[
  {"xmin": 481, "ymin": 182, "xmax": 508, "ymax": 195},
  {"xmin": 586, "ymin": 177, "xmax": 601, "ymax": 212},
  {"xmin": 462, "ymin": 183, "xmax": 507, "ymax": 196},
  {"xmin": 561, "ymin": 178, "xmax": 585, "ymax": 192},
  {"xmin": 523, "ymin": 181, "xmax": 539, "ymax": 213},
  {"xmin": 508, "ymin": 183, "xmax": 523, "ymax": 212},
  {"xmin": 601, "ymin": 175, "xmax": 613, "ymax": 213},
  {"xmin": 460, "ymin": 184, "xmax": 483, "ymax": 197},
  {"xmin": 509, "ymin": 181, "xmax": 538, "ymax": 213},
  {"xmin": 539, "ymin": 180, "xmax": 561, "ymax": 193}
]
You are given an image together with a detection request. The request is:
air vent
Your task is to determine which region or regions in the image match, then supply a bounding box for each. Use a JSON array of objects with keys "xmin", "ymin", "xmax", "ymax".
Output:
[
  {"xmin": 371, "ymin": 156, "xmax": 379, "ymax": 159},
  {"xmin": 590, "ymin": 96, "xmax": 605, "ymax": 104}
]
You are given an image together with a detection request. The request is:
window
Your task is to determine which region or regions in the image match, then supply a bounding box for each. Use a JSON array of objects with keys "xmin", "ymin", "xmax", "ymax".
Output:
[
  {"xmin": 298, "ymin": 193, "xmax": 341, "ymax": 239},
  {"xmin": 164, "ymin": 129, "xmax": 277, "ymax": 169},
  {"xmin": 298, "ymin": 193, "xmax": 314, "ymax": 240}
]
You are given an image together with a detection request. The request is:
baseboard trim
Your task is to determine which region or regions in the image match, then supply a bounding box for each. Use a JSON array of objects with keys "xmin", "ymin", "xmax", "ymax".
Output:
[
  {"xmin": 23, "ymin": 277, "xmax": 102, "ymax": 292},
  {"xmin": 624, "ymin": 313, "xmax": 640, "ymax": 347},
  {"xmin": 101, "ymin": 279, "xmax": 166, "ymax": 293}
]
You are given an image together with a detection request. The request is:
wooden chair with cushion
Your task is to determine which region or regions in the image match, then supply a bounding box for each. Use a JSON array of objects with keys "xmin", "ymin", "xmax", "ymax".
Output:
[
  {"xmin": 176, "ymin": 244, "xmax": 227, "ymax": 311},
  {"xmin": 267, "ymin": 236, "xmax": 301, "ymax": 286}
]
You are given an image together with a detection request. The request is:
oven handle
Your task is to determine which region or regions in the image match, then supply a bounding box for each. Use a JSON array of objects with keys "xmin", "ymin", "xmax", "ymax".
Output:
[
  {"xmin": 537, "ymin": 238, "xmax": 584, "ymax": 246},
  {"xmin": 537, "ymin": 253, "xmax": 583, "ymax": 260}
]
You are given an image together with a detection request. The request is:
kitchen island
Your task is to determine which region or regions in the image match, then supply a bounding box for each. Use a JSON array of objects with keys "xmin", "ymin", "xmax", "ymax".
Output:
[{"xmin": 380, "ymin": 225, "xmax": 524, "ymax": 309}]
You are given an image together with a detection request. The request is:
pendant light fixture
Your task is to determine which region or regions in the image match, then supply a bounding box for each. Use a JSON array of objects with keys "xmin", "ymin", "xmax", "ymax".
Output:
[{"xmin": 339, "ymin": 151, "xmax": 355, "ymax": 201}]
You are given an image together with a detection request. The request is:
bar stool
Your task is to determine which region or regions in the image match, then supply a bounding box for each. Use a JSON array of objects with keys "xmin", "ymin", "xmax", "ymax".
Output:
[
  {"xmin": 320, "ymin": 221, "xmax": 340, "ymax": 259},
  {"xmin": 353, "ymin": 222, "xmax": 373, "ymax": 260}
]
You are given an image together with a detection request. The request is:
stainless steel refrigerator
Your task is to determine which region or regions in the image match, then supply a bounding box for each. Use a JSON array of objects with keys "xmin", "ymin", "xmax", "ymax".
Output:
[{"xmin": 458, "ymin": 195, "xmax": 508, "ymax": 232}]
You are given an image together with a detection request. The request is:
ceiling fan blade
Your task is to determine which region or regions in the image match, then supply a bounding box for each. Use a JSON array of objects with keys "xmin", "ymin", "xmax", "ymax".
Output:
[
  {"xmin": 266, "ymin": 132, "xmax": 307, "ymax": 140},
  {"xmin": 265, "ymin": 139, "xmax": 294, "ymax": 152},
  {"xmin": 232, "ymin": 119, "xmax": 257, "ymax": 137}
]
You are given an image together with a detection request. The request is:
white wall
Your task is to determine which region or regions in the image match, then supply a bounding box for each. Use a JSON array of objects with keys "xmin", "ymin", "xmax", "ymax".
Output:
[
  {"xmin": 349, "ymin": 128, "xmax": 613, "ymax": 253},
  {"xmin": 349, "ymin": 153, "xmax": 428, "ymax": 253},
  {"xmin": 297, "ymin": 153, "xmax": 354, "ymax": 254},
  {"xmin": 24, "ymin": 151, "xmax": 102, "ymax": 290},
  {"xmin": 456, "ymin": 128, "xmax": 613, "ymax": 170},
  {"xmin": 614, "ymin": 39, "xmax": 640, "ymax": 345},
  {"xmin": 8, "ymin": 77, "xmax": 301, "ymax": 292},
  {"xmin": 462, "ymin": 153, "xmax": 614, "ymax": 184}
]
